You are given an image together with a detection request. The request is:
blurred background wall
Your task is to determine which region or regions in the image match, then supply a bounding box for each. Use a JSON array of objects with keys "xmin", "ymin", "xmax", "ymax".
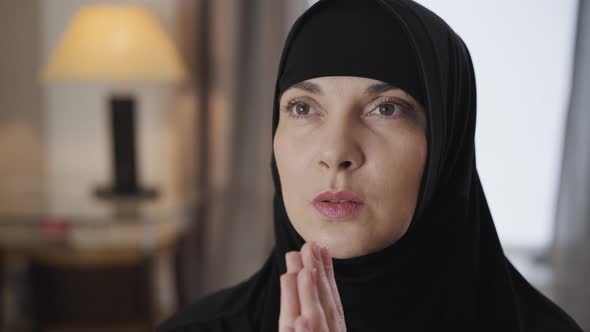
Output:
[
  {"xmin": 0, "ymin": 1, "xmax": 46, "ymax": 213},
  {"xmin": 0, "ymin": 0, "xmax": 588, "ymax": 331},
  {"xmin": 413, "ymin": 0, "xmax": 578, "ymax": 253}
]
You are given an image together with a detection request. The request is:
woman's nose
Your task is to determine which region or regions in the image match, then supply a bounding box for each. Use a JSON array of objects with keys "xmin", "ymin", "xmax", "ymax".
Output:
[
  {"xmin": 320, "ymin": 158, "xmax": 356, "ymax": 171},
  {"xmin": 317, "ymin": 126, "xmax": 364, "ymax": 172}
]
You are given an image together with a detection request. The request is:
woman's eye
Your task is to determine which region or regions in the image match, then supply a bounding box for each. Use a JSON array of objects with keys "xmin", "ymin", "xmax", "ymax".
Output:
[
  {"xmin": 378, "ymin": 103, "xmax": 398, "ymax": 115},
  {"xmin": 369, "ymin": 100, "xmax": 410, "ymax": 118},
  {"xmin": 294, "ymin": 103, "xmax": 309, "ymax": 115},
  {"xmin": 282, "ymin": 100, "xmax": 318, "ymax": 120},
  {"xmin": 281, "ymin": 98, "xmax": 411, "ymax": 120}
]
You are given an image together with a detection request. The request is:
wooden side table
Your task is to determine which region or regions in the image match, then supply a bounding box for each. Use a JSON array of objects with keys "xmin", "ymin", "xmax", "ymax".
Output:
[{"xmin": 0, "ymin": 191, "xmax": 196, "ymax": 332}]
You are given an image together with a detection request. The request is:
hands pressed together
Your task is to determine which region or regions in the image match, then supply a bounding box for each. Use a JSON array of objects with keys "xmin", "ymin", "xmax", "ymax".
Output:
[{"xmin": 279, "ymin": 242, "xmax": 347, "ymax": 332}]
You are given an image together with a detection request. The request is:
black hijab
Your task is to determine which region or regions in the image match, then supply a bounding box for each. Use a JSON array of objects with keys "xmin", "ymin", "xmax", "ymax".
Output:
[{"xmin": 254, "ymin": 0, "xmax": 583, "ymax": 331}]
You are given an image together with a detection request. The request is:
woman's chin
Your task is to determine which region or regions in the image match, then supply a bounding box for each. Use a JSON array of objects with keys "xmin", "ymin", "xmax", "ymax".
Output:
[
  {"xmin": 309, "ymin": 228, "xmax": 406, "ymax": 259},
  {"xmin": 313, "ymin": 235, "xmax": 372, "ymax": 259}
]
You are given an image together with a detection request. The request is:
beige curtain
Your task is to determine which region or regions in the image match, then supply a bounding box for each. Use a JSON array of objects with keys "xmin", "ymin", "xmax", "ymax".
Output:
[
  {"xmin": 551, "ymin": 0, "xmax": 590, "ymax": 329},
  {"xmin": 175, "ymin": 0, "xmax": 309, "ymax": 304}
]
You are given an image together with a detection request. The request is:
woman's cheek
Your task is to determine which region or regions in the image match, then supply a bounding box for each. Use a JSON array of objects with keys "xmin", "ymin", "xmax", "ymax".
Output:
[{"xmin": 274, "ymin": 136, "xmax": 306, "ymax": 213}]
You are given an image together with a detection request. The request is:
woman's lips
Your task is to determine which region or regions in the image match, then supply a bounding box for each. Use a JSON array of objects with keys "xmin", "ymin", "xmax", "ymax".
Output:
[
  {"xmin": 313, "ymin": 190, "xmax": 364, "ymax": 204},
  {"xmin": 313, "ymin": 201, "xmax": 365, "ymax": 221}
]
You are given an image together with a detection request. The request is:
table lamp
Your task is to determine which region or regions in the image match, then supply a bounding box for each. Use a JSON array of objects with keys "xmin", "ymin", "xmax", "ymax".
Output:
[{"xmin": 40, "ymin": 4, "xmax": 188, "ymax": 200}]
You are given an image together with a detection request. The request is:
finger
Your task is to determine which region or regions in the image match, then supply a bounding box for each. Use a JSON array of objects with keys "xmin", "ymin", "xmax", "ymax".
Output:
[
  {"xmin": 302, "ymin": 243, "xmax": 339, "ymax": 328},
  {"xmin": 294, "ymin": 316, "xmax": 311, "ymax": 332},
  {"xmin": 321, "ymin": 245, "xmax": 346, "ymax": 328},
  {"xmin": 321, "ymin": 246, "xmax": 343, "ymax": 315},
  {"xmin": 298, "ymin": 267, "xmax": 328, "ymax": 331},
  {"xmin": 279, "ymin": 272, "xmax": 300, "ymax": 332},
  {"xmin": 300, "ymin": 242, "xmax": 317, "ymax": 269},
  {"xmin": 286, "ymin": 251, "xmax": 304, "ymax": 273}
]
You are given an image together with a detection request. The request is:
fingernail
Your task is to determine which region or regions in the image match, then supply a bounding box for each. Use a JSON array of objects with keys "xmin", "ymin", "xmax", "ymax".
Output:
[{"xmin": 311, "ymin": 267, "xmax": 317, "ymax": 284}]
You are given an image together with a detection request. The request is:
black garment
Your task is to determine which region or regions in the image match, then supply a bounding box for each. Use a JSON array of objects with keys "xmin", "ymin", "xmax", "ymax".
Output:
[{"xmin": 157, "ymin": 0, "xmax": 583, "ymax": 331}]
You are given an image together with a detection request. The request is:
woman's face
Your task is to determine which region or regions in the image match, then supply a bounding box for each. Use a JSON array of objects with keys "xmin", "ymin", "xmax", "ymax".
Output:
[{"xmin": 274, "ymin": 76, "xmax": 427, "ymax": 259}]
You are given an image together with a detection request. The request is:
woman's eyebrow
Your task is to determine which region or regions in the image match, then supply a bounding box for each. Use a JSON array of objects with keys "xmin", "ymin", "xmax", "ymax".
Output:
[
  {"xmin": 284, "ymin": 81, "xmax": 399, "ymax": 96},
  {"xmin": 364, "ymin": 82, "xmax": 399, "ymax": 94},
  {"xmin": 287, "ymin": 81, "xmax": 324, "ymax": 95}
]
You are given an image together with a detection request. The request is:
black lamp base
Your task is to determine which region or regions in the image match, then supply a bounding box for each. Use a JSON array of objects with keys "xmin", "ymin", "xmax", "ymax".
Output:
[
  {"xmin": 94, "ymin": 94, "xmax": 159, "ymax": 202},
  {"xmin": 94, "ymin": 185, "xmax": 159, "ymax": 200}
]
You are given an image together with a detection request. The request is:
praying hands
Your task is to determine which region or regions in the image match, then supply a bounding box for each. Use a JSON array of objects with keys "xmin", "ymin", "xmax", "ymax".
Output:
[{"xmin": 279, "ymin": 242, "xmax": 347, "ymax": 332}]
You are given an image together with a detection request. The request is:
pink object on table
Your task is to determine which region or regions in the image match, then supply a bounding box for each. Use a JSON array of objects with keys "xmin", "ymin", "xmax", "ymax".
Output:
[{"xmin": 40, "ymin": 218, "xmax": 72, "ymax": 238}]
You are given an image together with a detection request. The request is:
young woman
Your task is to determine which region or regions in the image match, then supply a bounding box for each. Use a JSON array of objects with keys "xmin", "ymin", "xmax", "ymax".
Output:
[{"xmin": 158, "ymin": 0, "xmax": 583, "ymax": 331}]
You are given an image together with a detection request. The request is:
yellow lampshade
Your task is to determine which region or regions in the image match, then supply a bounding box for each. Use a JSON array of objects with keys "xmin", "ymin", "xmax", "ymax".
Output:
[{"xmin": 41, "ymin": 4, "xmax": 187, "ymax": 82}]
